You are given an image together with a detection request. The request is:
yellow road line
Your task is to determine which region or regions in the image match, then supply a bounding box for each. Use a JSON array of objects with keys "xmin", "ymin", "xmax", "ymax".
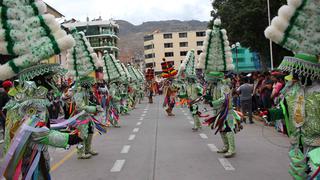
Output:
[
  {"xmin": 50, "ymin": 133, "xmax": 99, "ymax": 172},
  {"xmin": 50, "ymin": 148, "xmax": 77, "ymax": 172}
]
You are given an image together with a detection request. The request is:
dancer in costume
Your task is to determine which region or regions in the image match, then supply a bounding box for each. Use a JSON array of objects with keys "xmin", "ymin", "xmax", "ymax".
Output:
[
  {"xmin": 127, "ymin": 64, "xmax": 142, "ymax": 109},
  {"xmin": 66, "ymin": 28, "xmax": 104, "ymax": 159},
  {"xmin": 178, "ymin": 50, "xmax": 204, "ymax": 130},
  {"xmin": 0, "ymin": 0, "xmax": 80, "ymax": 178},
  {"xmin": 265, "ymin": 0, "xmax": 320, "ymax": 178},
  {"xmin": 146, "ymin": 68, "xmax": 155, "ymax": 104},
  {"xmin": 119, "ymin": 63, "xmax": 132, "ymax": 115},
  {"xmin": 135, "ymin": 68, "xmax": 146, "ymax": 104},
  {"xmin": 108, "ymin": 82, "xmax": 121, "ymax": 127},
  {"xmin": 198, "ymin": 19, "xmax": 242, "ymax": 158},
  {"xmin": 161, "ymin": 58, "xmax": 179, "ymax": 116},
  {"xmin": 163, "ymin": 80, "xmax": 179, "ymax": 116},
  {"xmin": 101, "ymin": 52, "xmax": 125, "ymax": 127}
]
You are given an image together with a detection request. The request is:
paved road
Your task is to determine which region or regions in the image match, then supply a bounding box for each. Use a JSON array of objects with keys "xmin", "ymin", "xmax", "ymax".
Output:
[{"xmin": 49, "ymin": 96, "xmax": 290, "ymax": 180}]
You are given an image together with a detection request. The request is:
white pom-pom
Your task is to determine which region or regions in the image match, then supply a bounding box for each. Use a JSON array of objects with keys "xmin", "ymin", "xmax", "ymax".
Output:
[
  {"xmin": 0, "ymin": 63, "xmax": 14, "ymax": 81},
  {"xmin": 224, "ymin": 46, "xmax": 231, "ymax": 51},
  {"xmin": 225, "ymin": 52, "xmax": 233, "ymax": 58},
  {"xmin": 224, "ymin": 41, "xmax": 230, "ymax": 47},
  {"xmin": 264, "ymin": 26, "xmax": 284, "ymax": 43},
  {"xmin": 226, "ymin": 57, "xmax": 233, "ymax": 64},
  {"xmin": 180, "ymin": 64, "xmax": 186, "ymax": 71},
  {"xmin": 221, "ymin": 29, "xmax": 227, "ymax": 36},
  {"xmin": 0, "ymin": 42, "xmax": 8, "ymax": 54},
  {"xmin": 214, "ymin": 19, "xmax": 221, "ymax": 26},
  {"xmin": 87, "ymin": 47, "xmax": 93, "ymax": 53},
  {"xmin": 271, "ymin": 16, "xmax": 289, "ymax": 32},
  {"xmin": 53, "ymin": 30, "xmax": 67, "ymax": 40},
  {"xmin": 227, "ymin": 64, "xmax": 235, "ymax": 71},
  {"xmin": 36, "ymin": 1, "xmax": 47, "ymax": 14},
  {"xmin": 278, "ymin": 5, "xmax": 295, "ymax": 21},
  {"xmin": 57, "ymin": 35, "xmax": 76, "ymax": 52},
  {"xmin": 223, "ymin": 35, "xmax": 228, "ymax": 41},
  {"xmin": 205, "ymin": 30, "xmax": 211, "ymax": 38},
  {"xmin": 287, "ymin": 0, "xmax": 303, "ymax": 8}
]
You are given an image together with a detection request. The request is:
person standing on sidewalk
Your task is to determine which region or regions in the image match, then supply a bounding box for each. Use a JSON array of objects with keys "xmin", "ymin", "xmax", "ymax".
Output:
[{"xmin": 237, "ymin": 77, "xmax": 254, "ymax": 124}]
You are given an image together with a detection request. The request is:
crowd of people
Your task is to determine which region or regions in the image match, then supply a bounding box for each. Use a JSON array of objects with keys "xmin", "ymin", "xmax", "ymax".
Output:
[{"xmin": 0, "ymin": 0, "xmax": 319, "ymax": 179}]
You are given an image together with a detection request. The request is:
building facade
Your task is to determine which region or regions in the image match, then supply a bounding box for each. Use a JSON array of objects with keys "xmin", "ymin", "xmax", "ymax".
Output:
[
  {"xmin": 144, "ymin": 30, "xmax": 206, "ymax": 73},
  {"xmin": 63, "ymin": 18, "xmax": 120, "ymax": 59},
  {"xmin": 232, "ymin": 45, "xmax": 261, "ymax": 72}
]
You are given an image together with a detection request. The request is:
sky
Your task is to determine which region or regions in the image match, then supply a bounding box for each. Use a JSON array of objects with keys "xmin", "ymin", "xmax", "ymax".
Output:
[{"xmin": 46, "ymin": 0, "xmax": 213, "ymax": 25}]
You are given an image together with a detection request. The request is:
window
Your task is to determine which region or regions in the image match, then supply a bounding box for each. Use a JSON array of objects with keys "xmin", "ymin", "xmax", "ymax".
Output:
[
  {"xmin": 165, "ymin": 52, "xmax": 174, "ymax": 57},
  {"xmin": 196, "ymin": 31, "xmax": 206, "ymax": 37},
  {"xmin": 163, "ymin": 33, "xmax": 172, "ymax": 39},
  {"xmin": 197, "ymin": 50, "xmax": 203, "ymax": 55},
  {"xmin": 144, "ymin": 35, "xmax": 154, "ymax": 41},
  {"xmin": 164, "ymin": 43, "xmax": 173, "ymax": 48},
  {"xmin": 144, "ymin": 44, "xmax": 154, "ymax": 50},
  {"xmin": 197, "ymin": 41, "xmax": 203, "ymax": 46},
  {"xmin": 145, "ymin": 53, "xmax": 155, "ymax": 59},
  {"xmin": 180, "ymin": 42, "xmax": 188, "ymax": 47},
  {"xmin": 179, "ymin": 32, "xmax": 187, "ymax": 38},
  {"xmin": 180, "ymin": 51, "xmax": 188, "ymax": 56},
  {"xmin": 146, "ymin": 62, "xmax": 156, "ymax": 68}
]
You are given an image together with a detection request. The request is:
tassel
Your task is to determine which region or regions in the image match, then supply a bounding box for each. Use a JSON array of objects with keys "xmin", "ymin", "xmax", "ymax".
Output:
[{"xmin": 13, "ymin": 160, "xmax": 22, "ymax": 180}]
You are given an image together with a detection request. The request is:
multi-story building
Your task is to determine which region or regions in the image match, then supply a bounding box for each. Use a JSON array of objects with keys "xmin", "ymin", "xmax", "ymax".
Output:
[
  {"xmin": 232, "ymin": 45, "xmax": 261, "ymax": 72},
  {"xmin": 63, "ymin": 18, "xmax": 120, "ymax": 59},
  {"xmin": 144, "ymin": 30, "xmax": 206, "ymax": 73}
]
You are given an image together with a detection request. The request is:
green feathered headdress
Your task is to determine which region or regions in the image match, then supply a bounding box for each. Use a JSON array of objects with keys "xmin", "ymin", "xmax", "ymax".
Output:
[
  {"xmin": 197, "ymin": 19, "xmax": 234, "ymax": 80},
  {"xmin": 0, "ymin": 0, "xmax": 75, "ymax": 81},
  {"xmin": 101, "ymin": 52, "xmax": 125, "ymax": 82},
  {"xmin": 264, "ymin": 0, "xmax": 320, "ymax": 55},
  {"xmin": 66, "ymin": 28, "xmax": 99, "ymax": 80}
]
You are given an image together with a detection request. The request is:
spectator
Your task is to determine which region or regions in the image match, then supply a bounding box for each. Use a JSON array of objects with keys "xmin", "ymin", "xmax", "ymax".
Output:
[
  {"xmin": 237, "ymin": 77, "xmax": 254, "ymax": 124},
  {"xmin": 271, "ymin": 74, "xmax": 285, "ymax": 100},
  {"xmin": 260, "ymin": 79, "xmax": 273, "ymax": 109},
  {"xmin": 252, "ymin": 72, "xmax": 260, "ymax": 113}
]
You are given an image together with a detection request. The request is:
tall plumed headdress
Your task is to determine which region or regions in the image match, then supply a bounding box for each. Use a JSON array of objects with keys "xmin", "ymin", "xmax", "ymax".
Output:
[
  {"xmin": 0, "ymin": 0, "xmax": 75, "ymax": 80},
  {"xmin": 197, "ymin": 19, "xmax": 234, "ymax": 79}
]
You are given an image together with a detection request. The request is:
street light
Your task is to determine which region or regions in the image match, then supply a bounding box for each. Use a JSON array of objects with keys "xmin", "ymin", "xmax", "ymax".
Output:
[{"xmin": 232, "ymin": 42, "xmax": 240, "ymax": 73}]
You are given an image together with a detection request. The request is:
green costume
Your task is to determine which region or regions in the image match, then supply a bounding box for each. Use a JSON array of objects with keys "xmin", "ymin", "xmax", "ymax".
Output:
[
  {"xmin": 66, "ymin": 28, "xmax": 100, "ymax": 159},
  {"xmin": 265, "ymin": 0, "xmax": 320, "ymax": 178},
  {"xmin": 198, "ymin": 19, "xmax": 239, "ymax": 158},
  {"xmin": 0, "ymin": 0, "xmax": 77, "ymax": 178}
]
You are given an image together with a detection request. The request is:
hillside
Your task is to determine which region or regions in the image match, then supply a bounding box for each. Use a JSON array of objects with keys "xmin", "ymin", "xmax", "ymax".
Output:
[{"xmin": 116, "ymin": 20, "xmax": 208, "ymax": 62}]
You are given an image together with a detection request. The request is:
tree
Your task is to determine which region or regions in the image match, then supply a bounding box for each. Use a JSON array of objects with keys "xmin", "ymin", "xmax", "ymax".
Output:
[{"xmin": 209, "ymin": 0, "xmax": 293, "ymax": 70}]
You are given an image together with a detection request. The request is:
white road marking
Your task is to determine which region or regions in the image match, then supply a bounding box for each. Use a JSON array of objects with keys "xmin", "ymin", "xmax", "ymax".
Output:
[
  {"xmin": 207, "ymin": 144, "xmax": 219, "ymax": 152},
  {"xmin": 110, "ymin": 160, "xmax": 126, "ymax": 172},
  {"xmin": 0, "ymin": 140, "xmax": 4, "ymax": 144},
  {"xmin": 136, "ymin": 122, "xmax": 142, "ymax": 126},
  {"xmin": 219, "ymin": 158, "xmax": 235, "ymax": 171},
  {"xmin": 199, "ymin": 133, "xmax": 208, "ymax": 139},
  {"xmin": 128, "ymin": 134, "xmax": 136, "ymax": 141},
  {"xmin": 187, "ymin": 117, "xmax": 192, "ymax": 120},
  {"xmin": 143, "ymin": 110, "xmax": 148, "ymax": 113},
  {"xmin": 184, "ymin": 113, "xmax": 188, "ymax": 116},
  {"xmin": 121, "ymin": 145, "xmax": 131, "ymax": 154},
  {"xmin": 144, "ymin": 108, "xmax": 148, "ymax": 111},
  {"xmin": 141, "ymin": 114, "xmax": 146, "ymax": 117},
  {"xmin": 190, "ymin": 121, "xmax": 194, "ymax": 125},
  {"xmin": 133, "ymin": 128, "xmax": 139, "ymax": 133},
  {"xmin": 139, "ymin": 117, "xmax": 144, "ymax": 121}
]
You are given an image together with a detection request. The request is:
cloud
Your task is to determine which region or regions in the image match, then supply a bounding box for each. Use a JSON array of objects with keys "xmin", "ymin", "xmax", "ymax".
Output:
[{"xmin": 45, "ymin": 0, "xmax": 212, "ymax": 24}]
